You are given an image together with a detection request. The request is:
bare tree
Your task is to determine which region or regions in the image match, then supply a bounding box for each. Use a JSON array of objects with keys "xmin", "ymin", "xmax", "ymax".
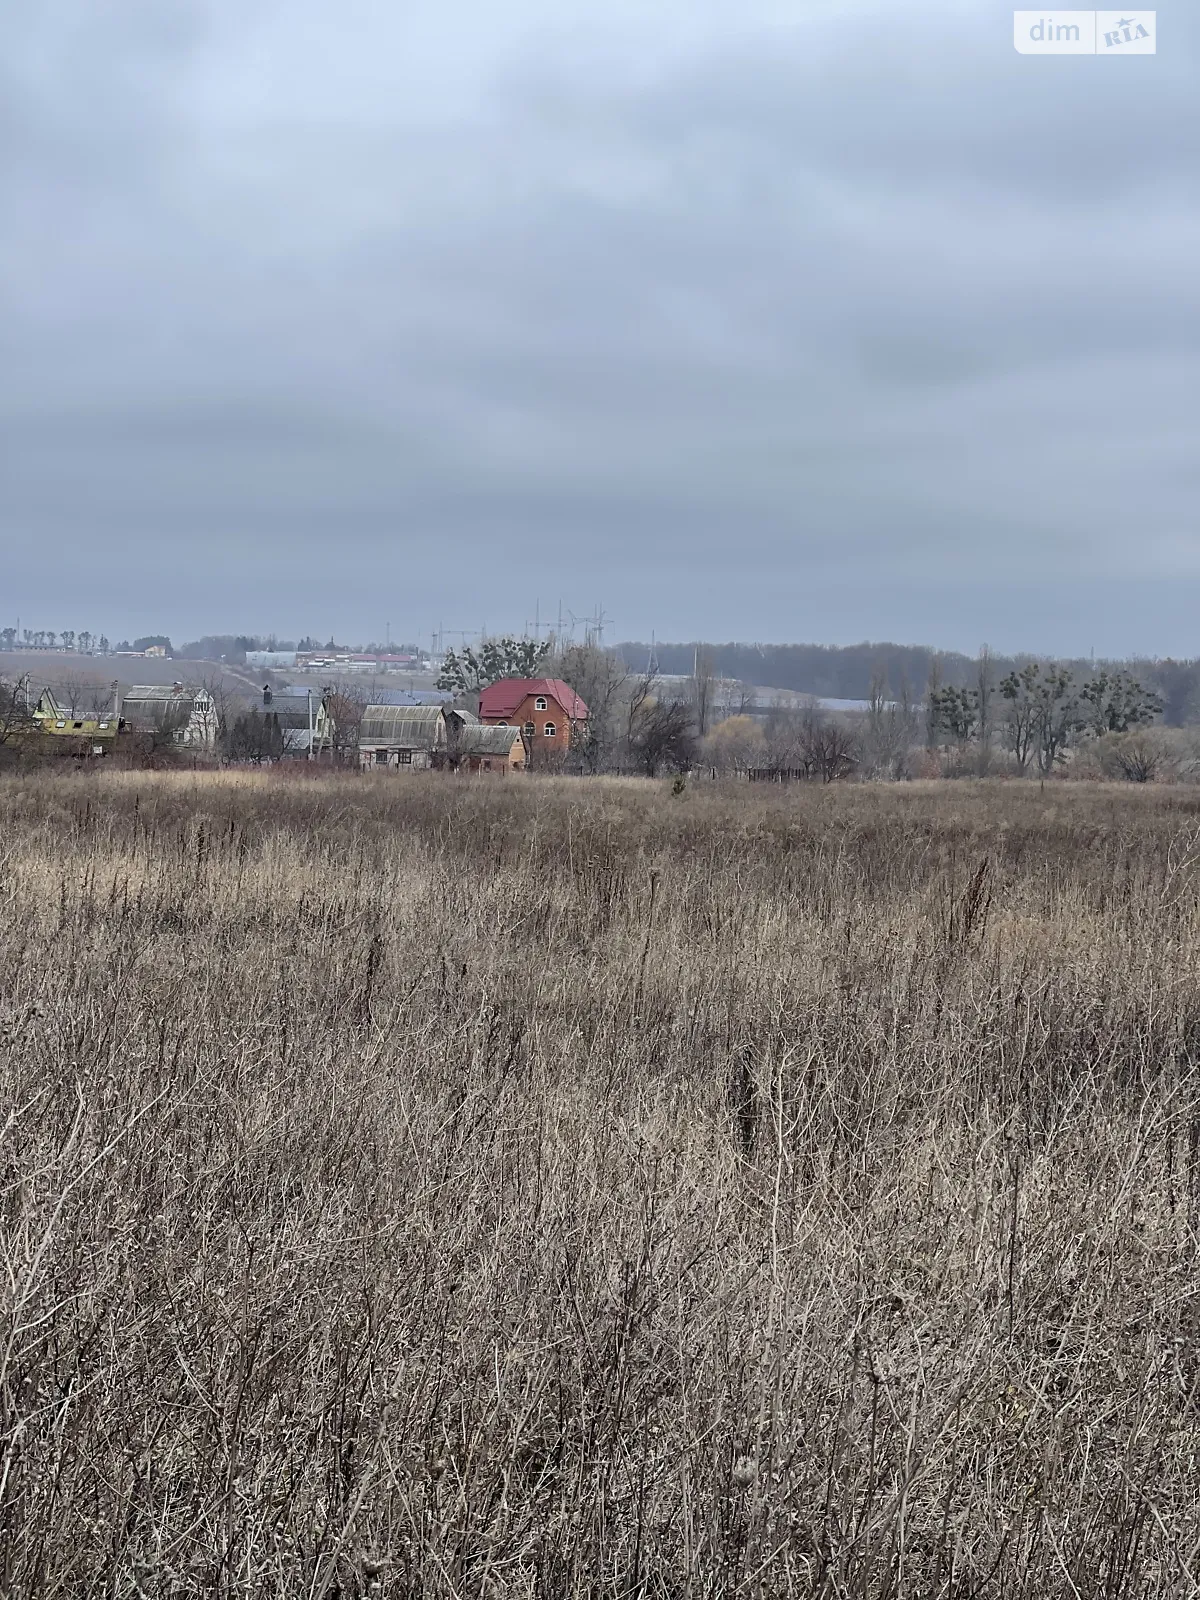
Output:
[
  {"xmin": 630, "ymin": 699, "xmax": 696, "ymax": 777},
  {"xmin": 805, "ymin": 717, "xmax": 859, "ymax": 783},
  {"xmin": 557, "ymin": 642, "xmax": 629, "ymax": 773},
  {"xmin": 976, "ymin": 645, "xmax": 995, "ymax": 776},
  {"xmin": 1000, "ymin": 664, "xmax": 1039, "ymax": 774},
  {"xmin": 862, "ymin": 666, "xmax": 917, "ymax": 780},
  {"xmin": 87, "ymin": 681, "xmax": 118, "ymax": 719},
  {"xmin": 762, "ymin": 700, "xmax": 814, "ymax": 774},
  {"xmin": 326, "ymin": 684, "xmax": 368, "ymax": 765},
  {"xmin": 703, "ymin": 715, "xmax": 765, "ymax": 774},
  {"xmin": 226, "ymin": 708, "xmax": 284, "ymax": 764},
  {"xmin": 1104, "ymin": 731, "xmax": 1166, "ymax": 783},
  {"xmin": 59, "ymin": 678, "xmax": 86, "ymax": 716},
  {"xmin": 624, "ymin": 666, "xmax": 658, "ymax": 763},
  {"xmin": 925, "ymin": 657, "xmax": 943, "ymax": 753},
  {"xmin": 0, "ymin": 678, "xmax": 34, "ymax": 759},
  {"xmin": 691, "ymin": 648, "xmax": 716, "ymax": 740},
  {"xmin": 715, "ymin": 678, "xmax": 757, "ymax": 720}
]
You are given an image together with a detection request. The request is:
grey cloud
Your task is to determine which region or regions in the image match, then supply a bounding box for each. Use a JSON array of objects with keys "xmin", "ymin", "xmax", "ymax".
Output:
[{"xmin": 1, "ymin": 2, "xmax": 1198, "ymax": 654}]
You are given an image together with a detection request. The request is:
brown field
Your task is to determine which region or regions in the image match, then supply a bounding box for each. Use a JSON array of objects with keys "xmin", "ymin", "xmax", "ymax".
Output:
[
  {"xmin": 0, "ymin": 652, "xmax": 268, "ymax": 706},
  {"xmin": 3, "ymin": 771, "xmax": 1200, "ymax": 1597}
]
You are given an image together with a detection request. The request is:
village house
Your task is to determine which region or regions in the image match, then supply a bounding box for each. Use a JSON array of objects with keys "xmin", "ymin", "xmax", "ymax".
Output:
[
  {"xmin": 120, "ymin": 684, "xmax": 219, "ymax": 750},
  {"xmin": 255, "ymin": 685, "xmax": 336, "ymax": 755},
  {"xmin": 478, "ymin": 678, "xmax": 589, "ymax": 758},
  {"xmin": 358, "ymin": 703, "xmax": 474, "ymax": 769},
  {"xmin": 358, "ymin": 703, "xmax": 526, "ymax": 773},
  {"xmin": 30, "ymin": 688, "xmax": 120, "ymax": 756}
]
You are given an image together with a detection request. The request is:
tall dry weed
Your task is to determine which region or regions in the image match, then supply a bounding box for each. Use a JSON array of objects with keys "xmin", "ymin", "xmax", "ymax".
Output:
[{"xmin": 1, "ymin": 772, "xmax": 1200, "ymax": 1595}]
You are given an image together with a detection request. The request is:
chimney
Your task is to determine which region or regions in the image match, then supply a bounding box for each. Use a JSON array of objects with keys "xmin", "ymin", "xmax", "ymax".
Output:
[{"xmin": 263, "ymin": 683, "xmax": 273, "ymax": 706}]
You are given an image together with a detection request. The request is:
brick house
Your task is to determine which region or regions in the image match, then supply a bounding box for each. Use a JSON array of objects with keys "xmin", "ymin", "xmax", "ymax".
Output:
[{"xmin": 478, "ymin": 678, "xmax": 589, "ymax": 758}]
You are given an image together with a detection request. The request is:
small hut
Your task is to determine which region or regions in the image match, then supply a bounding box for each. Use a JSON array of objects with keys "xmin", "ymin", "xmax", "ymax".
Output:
[{"xmin": 458, "ymin": 724, "xmax": 526, "ymax": 773}]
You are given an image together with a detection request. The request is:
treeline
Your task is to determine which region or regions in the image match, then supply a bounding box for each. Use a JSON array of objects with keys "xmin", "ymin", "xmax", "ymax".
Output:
[
  {"xmin": 618, "ymin": 642, "xmax": 1200, "ymax": 724},
  {"xmin": 618, "ymin": 640, "xmax": 998, "ymax": 699},
  {"xmin": 178, "ymin": 635, "xmax": 328, "ymax": 662}
]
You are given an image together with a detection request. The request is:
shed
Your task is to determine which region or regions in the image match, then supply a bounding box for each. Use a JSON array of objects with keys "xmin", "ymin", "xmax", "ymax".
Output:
[{"xmin": 458, "ymin": 724, "xmax": 526, "ymax": 773}]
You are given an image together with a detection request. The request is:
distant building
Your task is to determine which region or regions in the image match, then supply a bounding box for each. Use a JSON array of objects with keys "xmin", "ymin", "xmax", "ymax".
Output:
[
  {"xmin": 30, "ymin": 689, "xmax": 119, "ymax": 756},
  {"xmin": 478, "ymin": 678, "xmax": 589, "ymax": 756},
  {"xmin": 241, "ymin": 685, "xmax": 335, "ymax": 755},
  {"xmin": 245, "ymin": 650, "xmax": 299, "ymax": 670},
  {"xmin": 121, "ymin": 684, "xmax": 219, "ymax": 749},
  {"xmin": 355, "ymin": 687, "xmax": 453, "ymax": 708},
  {"xmin": 358, "ymin": 703, "xmax": 499, "ymax": 770},
  {"xmin": 295, "ymin": 652, "xmax": 419, "ymax": 674}
]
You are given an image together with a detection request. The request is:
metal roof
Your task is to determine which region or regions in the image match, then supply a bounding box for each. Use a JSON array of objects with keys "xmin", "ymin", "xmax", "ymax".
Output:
[
  {"xmin": 359, "ymin": 705, "xmax": 445, "ymax": 747},
  {"xmin": 359, "ymin": 703, "xmax": 479, "ymax": 747},
  {"xmin": 265, "ymin": 704, "xmax": 319, "ymax": 730},
  {"xmin": 122, "ymin": 686, "xmax": 213, "ymax": 728},
  {"xmin": 460, "ymin": 725, "xmax": 524, "ymax": 756},
  {"xmin": 125, "ymin": 684, "xmax": 205, "ymax": 701},
  {"xmin": 359, "ymin": 687, "xmax": 453, "ymax": 707}
]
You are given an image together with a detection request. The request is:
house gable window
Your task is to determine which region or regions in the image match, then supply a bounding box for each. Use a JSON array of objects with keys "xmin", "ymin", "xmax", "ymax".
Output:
[
  {"xmin": 544, "ymin": 722, "xmax": 556, "ymax": 738},
  {"xmin": 534, "ymin": 696, "xmax": 547, "ymax": 711}
]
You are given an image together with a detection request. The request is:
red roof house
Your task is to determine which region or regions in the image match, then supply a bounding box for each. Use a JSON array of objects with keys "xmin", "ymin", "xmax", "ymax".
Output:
[{"xmin": 478, "ymin": 678, "xmax": 589, "ymax": 755}]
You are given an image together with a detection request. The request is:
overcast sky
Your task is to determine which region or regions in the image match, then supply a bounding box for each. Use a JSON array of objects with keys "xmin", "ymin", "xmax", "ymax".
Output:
[{"xmin": 3, "ymin": 2, "xmax": 1197, "ymax": 655}]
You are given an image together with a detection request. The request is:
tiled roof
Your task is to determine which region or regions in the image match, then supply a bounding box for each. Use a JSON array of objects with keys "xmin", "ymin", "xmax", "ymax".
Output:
[{"xmin": 479, "ymin": 678, "xmax": 589, "ymax": 721}]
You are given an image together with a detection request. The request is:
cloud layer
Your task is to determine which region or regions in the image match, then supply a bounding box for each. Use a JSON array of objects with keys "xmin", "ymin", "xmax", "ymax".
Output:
[{"xmin": 3, "ymin": 1, "xmax": 1198, "ymax": 653}]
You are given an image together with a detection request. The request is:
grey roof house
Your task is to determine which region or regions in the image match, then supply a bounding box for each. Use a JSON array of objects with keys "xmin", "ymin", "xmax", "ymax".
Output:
[
  {"xmin": 120, "ymin": 684, "xmax": 219, "ymax": 750},
  {"xmin": 254, "ymin": 686, "xmax": 335, "ymax": 754}
]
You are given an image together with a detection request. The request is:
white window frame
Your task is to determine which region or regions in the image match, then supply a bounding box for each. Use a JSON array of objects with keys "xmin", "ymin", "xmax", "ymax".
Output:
[
  {"xmin": 544, "ymin": 721, "xmax": 556, "ymax": 738},
  {"xmin": 534, "ymin": 696, "xmax": 547, "ymax": 711}
]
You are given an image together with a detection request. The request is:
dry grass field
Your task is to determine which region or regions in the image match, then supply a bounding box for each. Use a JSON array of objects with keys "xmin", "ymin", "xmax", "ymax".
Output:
[{"xmin": 3, "ymin": 771, "xmax": 1200, "ymax": 1597}]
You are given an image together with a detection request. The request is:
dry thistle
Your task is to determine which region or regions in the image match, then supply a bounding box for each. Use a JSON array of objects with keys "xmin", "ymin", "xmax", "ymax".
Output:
[
  {"xmin": 732, "ymin": 1454, "xmax": 758, "ymax": 1491},
  {"xmin": 359, "ymin": 1548, "xmax": 390, "ymax": 1580}
]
